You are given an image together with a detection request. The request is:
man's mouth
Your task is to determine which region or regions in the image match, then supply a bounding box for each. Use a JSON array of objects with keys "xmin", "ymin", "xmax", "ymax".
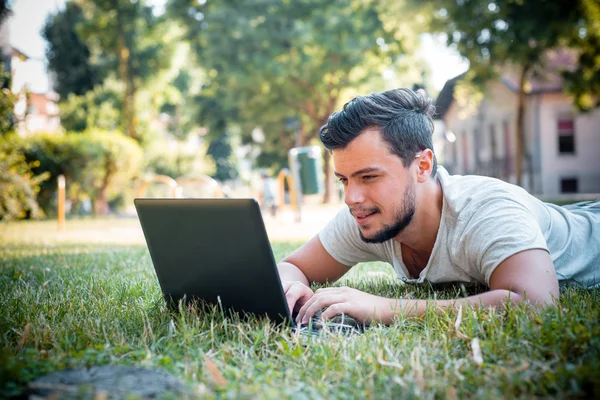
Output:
[{"xmin": 351, "ymin": 208, "xmax": 378, "ymax": 223}]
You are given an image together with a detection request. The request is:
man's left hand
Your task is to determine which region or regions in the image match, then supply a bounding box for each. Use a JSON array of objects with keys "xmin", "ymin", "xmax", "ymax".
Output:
[{"xmin": 295, "ymin": 286, "xmax": 390, "ymax": 325}]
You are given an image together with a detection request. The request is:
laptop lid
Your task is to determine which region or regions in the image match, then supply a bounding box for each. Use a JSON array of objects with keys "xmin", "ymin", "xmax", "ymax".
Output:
[{"xmin": 134, "ymin": 198, "xmax": 293, "ymax": 325}]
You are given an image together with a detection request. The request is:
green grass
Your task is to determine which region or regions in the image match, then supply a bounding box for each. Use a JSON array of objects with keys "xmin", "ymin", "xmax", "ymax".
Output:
[{"xmin": 1, "ymin": 219, "xmax": 600, "ymax": 399}]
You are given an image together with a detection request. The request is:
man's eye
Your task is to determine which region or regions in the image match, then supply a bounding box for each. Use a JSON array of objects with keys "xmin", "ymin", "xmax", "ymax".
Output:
[
  {"xmin": 363, "ymin": 175, "xmax": 377, "ymax": 181},
  {"xmin": 338, "ymin": 178, "xmax": 348, "ymax": 184}
]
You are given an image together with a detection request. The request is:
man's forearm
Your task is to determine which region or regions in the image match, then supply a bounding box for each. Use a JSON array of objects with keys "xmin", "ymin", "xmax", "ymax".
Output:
[
  {"xmin": 277, "ymin": 261, "xmax": 310, "ymax": 286},
  {"xmin": 378, "ymin": 289, "xmax": 526, "ymax": 324}
]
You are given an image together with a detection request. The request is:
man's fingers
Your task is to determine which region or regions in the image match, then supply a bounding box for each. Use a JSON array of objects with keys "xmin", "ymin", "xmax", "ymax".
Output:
[
  {"xmin": 284, "ymin": 282, "xmax": 312, "ymax": 314},
  {"xmin": 315, "ymin": 287, "xmax": 344, "ymax": 295},
  {"xmin": 319, "ymin": 303, "xmax": 349, "ymax": 321},
  {"xmin": 297, "ymin": 294, "xmax": 346, "ymax": 324}
]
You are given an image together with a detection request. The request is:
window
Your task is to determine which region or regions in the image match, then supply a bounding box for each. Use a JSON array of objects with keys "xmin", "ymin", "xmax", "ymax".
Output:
[
  {"xmin": 560, "ymin": 178, "xmax": 578, "ymax": 193},
  {"xmin": 462, "ymin": 131, "xmax": 469, "ymax": 172},
  {"xmin": 557, "ymin": 117, "xmax": 575, "ymax": 154},
  {"xmin": 503, "ymin": 120, "xmax": 511, "ymax": 175}
]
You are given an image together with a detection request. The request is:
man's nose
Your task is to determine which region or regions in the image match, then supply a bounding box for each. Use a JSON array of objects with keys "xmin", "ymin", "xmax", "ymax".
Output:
[{"xmin": 344, "ymin": 183, "xmax": 365, "ymax": 206}]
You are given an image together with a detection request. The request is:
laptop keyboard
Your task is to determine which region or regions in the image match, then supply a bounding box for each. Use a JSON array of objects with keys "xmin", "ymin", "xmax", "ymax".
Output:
[{"xmin": 293, "ymin": 311, "xmax": 363, "ymax": 336}]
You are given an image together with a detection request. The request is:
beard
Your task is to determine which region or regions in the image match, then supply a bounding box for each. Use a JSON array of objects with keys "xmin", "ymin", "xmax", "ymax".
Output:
[{"xmin": 356, "ymin": 179, "xmax": 416, "ymax": 244}]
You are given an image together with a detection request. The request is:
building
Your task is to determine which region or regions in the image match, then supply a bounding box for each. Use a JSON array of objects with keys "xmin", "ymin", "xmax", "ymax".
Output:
[
  {"xmin": 1, "ymin": 12, "xmax": 61, "ymax": 136},
  {"xmin": 434, "ymin": 54, "xmax": 600, "ymax": 196}
]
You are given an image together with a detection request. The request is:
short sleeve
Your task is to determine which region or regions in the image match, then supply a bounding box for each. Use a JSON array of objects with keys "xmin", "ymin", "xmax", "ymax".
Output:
[
  {"xmin": 318, "ymin": 208, "xmax": 391, "ymax": 267},
  {"xmin": 457, "ymin": 199, "xmax": 550, "ymax": 285}
]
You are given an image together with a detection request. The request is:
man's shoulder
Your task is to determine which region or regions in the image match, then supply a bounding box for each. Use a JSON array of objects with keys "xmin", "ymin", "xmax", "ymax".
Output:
[{"xmin": 438, "ymin": 167, "xmax": 538, "ymax": 215}]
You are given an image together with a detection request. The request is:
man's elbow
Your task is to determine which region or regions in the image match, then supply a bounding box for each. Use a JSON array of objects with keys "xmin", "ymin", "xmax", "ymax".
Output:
[{"xmin": 505, "ymin": 289, "xmax": 557, "ymax": 307}]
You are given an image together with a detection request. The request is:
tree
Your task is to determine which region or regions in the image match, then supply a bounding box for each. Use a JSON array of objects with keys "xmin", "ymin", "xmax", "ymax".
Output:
[
  {"xmin": 562, "ymin": 0, "xmax": 600, "ymax": 111},
  {"xmin": 414, "ymin": 0, "xmax": 592, "ymax": 186},
  {"xmin": 0, "ymin": 135, "xmax": 49, "ymax": 220},
  {"xmin": 206, "ymin": 133, "xmax": 239, "ymax": 182},
  {"xmin": 43, "ymin": 2, "xmax": 102, "ymax": 100},
  {"xmin": 0, "ymin": 62, "xmax": 15, "ymax": 135},
  {"xmin": 0, "ymin": 0, "xmax": 11, "ymax": 24},
  {"xmin": 43, "ymin": 0, "xmax": 172, "ymax": 141},
  {"xmin": 169, "ymin": 0, "xmax": 409, "ymax": 202}
]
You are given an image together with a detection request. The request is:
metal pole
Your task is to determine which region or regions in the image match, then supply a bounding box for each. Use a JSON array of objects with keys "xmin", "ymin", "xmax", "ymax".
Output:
[
  {"xmin": 288, "ymin": 149, "xmax": 303, "ymax": 222},
  {"xmin": 57, "ymin": 175, "xmax": 65, "ymax": 231}
]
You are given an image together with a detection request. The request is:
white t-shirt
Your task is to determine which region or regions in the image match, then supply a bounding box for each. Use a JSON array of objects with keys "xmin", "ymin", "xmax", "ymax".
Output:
[{"xmin": 319, "ymin": 166, "xmax": 600, "ymax": 288}]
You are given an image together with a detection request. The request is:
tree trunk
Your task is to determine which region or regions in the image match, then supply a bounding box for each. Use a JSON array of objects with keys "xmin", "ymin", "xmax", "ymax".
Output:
[
  {"xmin": 322, "ymin": 149, "xmax": 334, "ymax": 204},
  {"xmin": 515, "ymin": 63, "xmax": 530, "ymax": 187},
  {"xmin": 116, "ymin": 13, "xmax": 135, "ymax": 139},
  {"xmin": 95, "ymin": 156, "xmax": 117, "ymax": 215}
]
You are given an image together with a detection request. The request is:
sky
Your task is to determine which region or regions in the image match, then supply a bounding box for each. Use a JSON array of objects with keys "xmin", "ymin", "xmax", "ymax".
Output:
[{"xmin": 8, "ymin": 0, "xmax": 468, "ymax": 94}]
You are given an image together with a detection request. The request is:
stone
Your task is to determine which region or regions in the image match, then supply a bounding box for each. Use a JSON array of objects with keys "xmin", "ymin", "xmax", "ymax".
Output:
[{"xmin": 26, "ymin": 365, "xmax": 195, "ymax": 399}]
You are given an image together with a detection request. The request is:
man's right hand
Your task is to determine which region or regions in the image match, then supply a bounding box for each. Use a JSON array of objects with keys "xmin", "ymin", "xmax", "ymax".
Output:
[{"xmin": 282, "ymin": 280, "xmax": 314, "ymax": 317}]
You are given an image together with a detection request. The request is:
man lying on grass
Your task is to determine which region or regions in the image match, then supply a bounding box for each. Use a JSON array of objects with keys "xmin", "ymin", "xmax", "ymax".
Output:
[{"xmin": 278, "ymin": 88, "xmax": 600, "ymax": 326}]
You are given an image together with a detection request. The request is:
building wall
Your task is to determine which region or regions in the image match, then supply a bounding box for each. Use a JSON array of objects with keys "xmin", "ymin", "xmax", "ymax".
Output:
[
  {"xmin": 439, "ymin": 81, "xmax": 600, "ymax": 195},
  {"xmin": 538, "ymin": 93, "xmax": 600, "ymax": 195},
  {"xmin": 442, "ymin": 81, "xmax": 520, "ymax": 178}
]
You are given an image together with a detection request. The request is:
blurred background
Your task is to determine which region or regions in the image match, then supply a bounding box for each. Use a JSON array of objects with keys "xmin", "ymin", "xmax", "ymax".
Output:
[{"xmin": 1, "ymin": 0, "xmax": 599, "ymax": 224}]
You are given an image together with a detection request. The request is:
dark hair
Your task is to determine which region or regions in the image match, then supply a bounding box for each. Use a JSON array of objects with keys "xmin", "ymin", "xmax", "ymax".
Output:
[{"xmin": 319, "ymin": 88, "xmax": 437, "ymax": 177}]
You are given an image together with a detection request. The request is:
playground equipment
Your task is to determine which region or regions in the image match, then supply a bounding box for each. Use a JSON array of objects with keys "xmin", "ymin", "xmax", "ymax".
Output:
[
  {"xmin": 277, "ymin": 168, "xmax": 301, "ymax": 222},
  {"xmin": 55, "ymin": 173, "xmax": 226, "ymax": 230},
  {"xmin": 57, "ymin": 175, "xmax": 65, "ymax": 231},
  {"xmin": 283, "ymin": 146, "xmax": 325, "ymax": 222},
  {"xmin": 175, "ymin": 175, "xmax": 225, "ymax": 198},
  {"xmin": 289, "ymin": 146, "xmax": 324, "ymax": 196},
  {"xmin": 137, "ymin": 175, "xmax": 179, "ymax": 198},
  {"xmin": 136, "ymin": 174, "xmax": 225, "ymax": 199}
]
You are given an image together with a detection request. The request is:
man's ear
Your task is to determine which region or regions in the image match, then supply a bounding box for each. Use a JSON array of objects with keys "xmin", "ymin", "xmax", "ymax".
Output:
[{"xmin": 415, "ymin": 149, "xmax": 434, "ymax": 183}]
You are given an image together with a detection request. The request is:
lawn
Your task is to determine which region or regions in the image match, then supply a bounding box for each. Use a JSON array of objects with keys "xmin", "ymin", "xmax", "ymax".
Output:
[{"xmin": 1, "ymin": 218, "xmax": 599, "ymax": 398}]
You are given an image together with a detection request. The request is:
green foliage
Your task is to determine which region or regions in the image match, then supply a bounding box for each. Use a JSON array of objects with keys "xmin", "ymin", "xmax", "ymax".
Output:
[
  {"xmin": 144, "ymin": 143, "xmax": 197, "ymax": 179},
  {"xmin": 206, "ymin": 133, "xmax": 239, "ymax": 182},
  {"xmin": 73, "ymin": 0, "xmax": 172, "ymax": 139},
  {"xmin": 58, "ymin": 78, "xmax": 122, "ymax": 133},
  {"xmin": 18, "ymin": 131, "xmax": 142, "ymax": 215},
  {"xmin": 418, "ymin": 0, "xmax": 599, "ymax": 112},
  {"xmin": 0, "ymin": 136, "xmax": 49, "ymax": 220},
  {"xmin": 42, "ymin": 1, "xmax": 103, "ymax": 100},
  {"xmin": 0, "ymin": 62, "xmax": 15, "ymax": 135},
  {"xmin": 169, "ymin": 0, "xmax": 409, "ymax": 173},
  {"xmin": 44, "ymin": 0, "xmax": 174, "ymax": 140},
  {"xmin": 0, "ymin": 224, "xmax": 599, "ymax": 398},
  {"xmin": 408, "ymin": 0, "xmax": 598, "ymax": 185},
  {"xmin": 432, "ymin": 1, "xmax": 575, "ymax": 66},
  {"xmin": 0, "ymin": 0, "xmax": 11, "ymax": 24},
  {"xmin": 562, "ymin": 0, "xmax": 600, "ymax": 111}
]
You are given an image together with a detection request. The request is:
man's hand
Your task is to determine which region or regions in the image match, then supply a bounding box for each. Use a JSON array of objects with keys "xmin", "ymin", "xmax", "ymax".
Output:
[
  {"xmin": 295, "ymin": 286, "xmax": 391, "ymax": 325},
  {"xmin": 282, "ymin": 281, "xmax": 314, "ymax": 316}
]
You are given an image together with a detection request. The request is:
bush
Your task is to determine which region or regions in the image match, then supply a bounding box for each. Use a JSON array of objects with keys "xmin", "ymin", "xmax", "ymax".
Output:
[
  {"xmin": 0, "ymin": 135, "xmax": 49, "ymax": 220},
  {"xmin": 20, "ymin": 131, "xmax": 143, "ymax": 216}
]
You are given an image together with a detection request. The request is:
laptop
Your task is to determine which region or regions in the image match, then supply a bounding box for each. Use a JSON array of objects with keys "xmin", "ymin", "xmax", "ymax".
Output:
[{"xmin": 134, "ymin": 198, "xmax": 360, "ymax": 335}]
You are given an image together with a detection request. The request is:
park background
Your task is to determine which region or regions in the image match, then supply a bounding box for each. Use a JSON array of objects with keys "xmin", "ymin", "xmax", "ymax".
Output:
[{"xmin": 1, "ymin": 0, "xmax": 600, "ymax": 398}]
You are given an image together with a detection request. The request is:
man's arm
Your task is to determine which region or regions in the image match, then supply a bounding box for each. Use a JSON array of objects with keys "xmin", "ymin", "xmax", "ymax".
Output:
[
  {"xmin": 278, "ymin": 234, "xmax": 352, "ymax": 314},
  {"xmin": 296, "ymin": 249, "xmax": 559, "ymax": 325}
]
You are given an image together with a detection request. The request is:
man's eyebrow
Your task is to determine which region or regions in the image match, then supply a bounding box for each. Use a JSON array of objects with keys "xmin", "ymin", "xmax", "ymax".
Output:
[{"xmin": 334, "ymin": 167, "xmax": 383, "ymax": 179}]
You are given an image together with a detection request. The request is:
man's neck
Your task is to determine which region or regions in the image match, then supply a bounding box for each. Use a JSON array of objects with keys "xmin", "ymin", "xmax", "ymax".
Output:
[{"xmin": 394, "ymin": 178, "xmax": 443, "ymax": 258}]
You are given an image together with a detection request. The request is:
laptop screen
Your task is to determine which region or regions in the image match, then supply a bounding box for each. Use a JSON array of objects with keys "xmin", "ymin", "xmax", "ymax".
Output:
[{"xmin": 135, "ymin": 198, "xmax": 292, "ymax": 324}]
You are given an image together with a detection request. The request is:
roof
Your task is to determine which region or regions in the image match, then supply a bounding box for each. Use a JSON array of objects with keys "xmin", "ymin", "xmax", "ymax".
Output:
[
  {"xmin": 435, "ymin": 49, "xmax": 578, "ymax": 118},
  {"xmin": 433, "ymin": 72, "xmax": 466, "ymax": 120},
  {"xmin": 11, "ymin": 46, "xmax": 29, "ymax": 60}
]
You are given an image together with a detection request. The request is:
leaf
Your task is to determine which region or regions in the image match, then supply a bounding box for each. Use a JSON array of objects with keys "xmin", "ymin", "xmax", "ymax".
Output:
[
  {"xmin": 18, "ymin": 322, "xmax": 32, "ymax": 351},
  {"xmin": 204, "ymin": 356, "xmax": 228, "ymax": 387},
  {"xmin": 453, "ymin": 305, "xmax": 470, "ymax": 341},
  {"xmin": 471, "ymin": 338, "xmax": 483, "ymax": 366}
]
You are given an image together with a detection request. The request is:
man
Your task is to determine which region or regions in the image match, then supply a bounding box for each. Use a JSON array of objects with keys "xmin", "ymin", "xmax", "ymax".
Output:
[
  {"xmin": 260, "ymin": 172, "xmax": 278, "ymax": 217},
  {"xmin": 277, "ymin": 88, "xmax": 600, "ymax": 326}
]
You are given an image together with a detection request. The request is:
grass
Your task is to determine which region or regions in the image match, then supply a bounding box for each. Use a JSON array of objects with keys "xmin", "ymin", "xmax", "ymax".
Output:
[{"xmin": 1, "ymin": 219, "xmax": 600, "ymax": 399}]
